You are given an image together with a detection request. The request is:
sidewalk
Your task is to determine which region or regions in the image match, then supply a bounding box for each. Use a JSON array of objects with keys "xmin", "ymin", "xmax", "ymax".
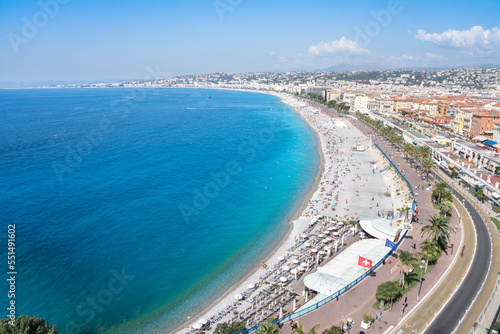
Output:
[
  {"xmin": 278, "ymin": 120, "xmax": 460, "ymax": 333},
  {"xmin": 391, "ymin": 194, "xmax": 474, "ymax": 333}
]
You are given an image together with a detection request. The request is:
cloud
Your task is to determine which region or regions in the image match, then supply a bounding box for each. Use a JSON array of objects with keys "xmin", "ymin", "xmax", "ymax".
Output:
[
  {"xmin": 415, "ymin": 26, "xmax": 500, "ymax": 50},
  {"xmin": 426, "ymin": 52, "xmax": 444, "ymax": 60},
  {"xmin": 390, "ymin": 54, "xmax": 422, "ymax": 61},
  {"xmin": 308, "ymin": 37, "xmax": 369, "ymax": 55}
]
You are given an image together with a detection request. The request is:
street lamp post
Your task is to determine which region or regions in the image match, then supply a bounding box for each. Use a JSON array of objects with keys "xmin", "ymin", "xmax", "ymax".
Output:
[{"xmin": 417, "ymin": 260, "xmax": 425, "ymax": 302}]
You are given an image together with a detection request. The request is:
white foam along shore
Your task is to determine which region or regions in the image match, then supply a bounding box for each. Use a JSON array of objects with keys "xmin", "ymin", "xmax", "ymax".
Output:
[{"xmin": 175, "ymin": 92, "xmax": 403, "ymax": 333}]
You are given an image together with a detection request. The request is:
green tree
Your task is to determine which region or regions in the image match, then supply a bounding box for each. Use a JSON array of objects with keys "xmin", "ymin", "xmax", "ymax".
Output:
[
  {"xmin": 417, "ymin": 146, "xmax": 431, "ymax": 161},
  {"xmin": 326, "ymin": 100, "xmax": 337, "ymax": 109},
  {"xmin": 322, "ymin": 325, "xmax": 343, "ymax": 334},
  {"xmin": 375, "ymin": 280, "xmax": 402, "ymax": 309},
  {"xmin": 421, "ymin": 214, "xmax": 451, "ymax": 246},
  {"xmin": 255, "ymin": 322, "xmax": 281, "ymax": 334},
  {"xmin": 476, "ymin": 189, "xmax": 485, "ymax": 202},
  {"xmin": 432, "ymin": 181, "xmax": 450, "ymax": 205},
  {"xmin": 421, "ymin": 238, "xmax": 441, "ymax": 267},
  {"xmin": 214, "ymin": 322, "xmax": 246, "ymax": 334},
  {"xmin": 421, "ymin": 156, "xmax": 435, "ymax": 178},
  {"xmin": 293, "ymin": 321, "xmax": 320, "ymax": 334},
  {"xmin": 440, "ymin": 200, "xmax": 453, "ymax": 216},
  {"xmin": 0, "ymin": 315, "xmax": 58, "ymax": 334},
  {"xmin": 391, "ymin": 250, "xmax": 418, "ymax": 289}
]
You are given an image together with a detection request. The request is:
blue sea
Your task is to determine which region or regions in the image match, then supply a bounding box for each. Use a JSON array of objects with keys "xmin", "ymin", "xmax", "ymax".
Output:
[{"xmin": 0, "ymin": 88, "xmax": 319, "ymax": 333}]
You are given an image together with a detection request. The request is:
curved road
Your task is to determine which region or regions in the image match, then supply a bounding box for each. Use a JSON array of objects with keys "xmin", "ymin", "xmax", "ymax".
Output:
[
  {"xmin": 350, "ymin": 114, "xmax": 492, "ymax": 333},
  {"xmin": 302, "ymin": 106, "xmax": 494, "ymax": 333},
  {"xmin": 425, "ymin": 178, "xmax": 491, "ymax": 333}
]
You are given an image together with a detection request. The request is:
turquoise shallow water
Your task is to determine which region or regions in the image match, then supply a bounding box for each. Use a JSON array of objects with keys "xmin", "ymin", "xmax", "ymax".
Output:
[{"xmin": 0, "ymin": 88, "xmax": 319, "ymax": 333}]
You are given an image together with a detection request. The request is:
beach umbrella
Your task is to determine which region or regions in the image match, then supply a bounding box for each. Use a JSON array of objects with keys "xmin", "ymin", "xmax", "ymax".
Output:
[
  {"xmin": 292, "ymin": 259, "xmax": 300, "ymax": 264},
  {"xmin": 234, "ymin": 294, "xmax": 243, "ymax": 300},
  {"xmin": 278, "ymin": 256, "xmax": 285, "ymax": 261},
  {"xmin": 297, "ymin": 266, "xmax": 305, "ymax": 271},
  {"xmin": 304, "ymin": 242, "xmax": 312, "ymax": 247},
  {"xmin": 323, "ymin": 230, "xmax": 330, "ymax": 235},
  {"xmin": 282, "ymin": 265, "xmax": 290, "ymax": 272},
  {"xmin": 318, "ymin": 233, "xmax": 325, "ymax": 238},
  {"xmin": 247, "ymin": 283, "xmax": 255, "ymax": 289},
  {"xmin": 333, "ymin": 231, "xmax": 339, "ymax": 236},
  {"xmin": 192, "ymin": 323, "xmax": 203, "ymax": 330},
  {"xmin": 300, "ymin": 262, "xmax": 307, "ymax": 267},
  {"xmin": 280, "ymin": 276, "xmax": 288, "ymax": 282},
  {"xmin": 311, "ymin": 248, "xmax": 318, "ymax": 253},
  {"xmin": 198, "ymin": 318, "xmax": 208, "ymax": 325}
]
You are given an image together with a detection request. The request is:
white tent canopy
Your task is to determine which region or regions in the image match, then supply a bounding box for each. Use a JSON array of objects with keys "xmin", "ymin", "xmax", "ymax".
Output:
[
  {"xmin": 304, "ymin": 239, "xmax": 392, "ymax": 295},
  {"xmin": 359, "ymin": 218, "xmax": 398, "ymax": 241}
]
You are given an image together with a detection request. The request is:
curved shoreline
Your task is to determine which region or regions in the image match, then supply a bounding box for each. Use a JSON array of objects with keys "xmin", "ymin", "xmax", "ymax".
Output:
[{"xmin": 173, "ymin": 91, "xmax": 325, "ymax": 333}]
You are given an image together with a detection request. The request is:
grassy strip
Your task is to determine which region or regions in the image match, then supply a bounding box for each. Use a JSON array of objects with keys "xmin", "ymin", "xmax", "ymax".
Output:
[
  {"xmin": 372, "ymin": 256, "xmax": 439, "ymax": 311},
  {"xmin": 490, "ymin": 217, "xmax": 500, "ymax": 232}
]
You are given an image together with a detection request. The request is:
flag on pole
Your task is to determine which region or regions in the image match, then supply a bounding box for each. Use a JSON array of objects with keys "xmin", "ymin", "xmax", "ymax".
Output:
[
  {"xmin": 358, "ymin": 256, "xmax": 373, "ymax": 268},
  {"xmin": 385, "ymin": 238, "xmax": 397, "ymax": 250}
]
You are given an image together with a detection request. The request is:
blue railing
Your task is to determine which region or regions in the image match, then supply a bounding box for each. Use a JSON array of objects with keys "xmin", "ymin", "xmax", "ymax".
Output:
[
  {"xmin": 374, "ymin": 143, "xmax": 415, "ymax": 199},
  {"xmin": 233, "ymin": 140, "xmax": 413, "ymax": 334}
]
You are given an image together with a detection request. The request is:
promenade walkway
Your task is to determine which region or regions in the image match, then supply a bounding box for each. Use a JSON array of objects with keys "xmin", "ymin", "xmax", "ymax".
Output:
[{"xmin": 279, "ymin": 117, "xmax": 460, "ymax": 333}]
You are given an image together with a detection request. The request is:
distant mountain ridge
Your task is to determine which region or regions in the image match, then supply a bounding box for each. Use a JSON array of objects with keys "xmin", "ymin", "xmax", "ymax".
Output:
[{"xmin": 317, "ymin": 63, "xmax": 500, "ymax": 73}]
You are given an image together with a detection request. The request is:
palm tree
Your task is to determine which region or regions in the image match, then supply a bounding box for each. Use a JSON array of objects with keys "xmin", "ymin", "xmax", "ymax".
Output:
[
  {"xmin": 418, "ymin": 146, "xmax": 431, "ymax": 161},
  {"xmin": 391, "ymin": 250, "xmax": 418, "ymax": 289},
  {"xmin": 420, "ymin": 214, "xmax": 451, "ymax": 244},
  {"xmin": 403, "ymin": 143, "xmax": 415, "ymax": 162},
  {"xmin": 375, "ymin": 280, "xmax": 402, "ymax": 309},
  {"xmin": 421, "ymin": 238, "xmax": 441, "ymax": 270},
  {"xmin": 432, "ymin": 181, "xmax": 448, "ymax": 205},
  {"xmin": 293, "ymin": 321, "xmax": 320, "ymax": 334},
  {"xmin": 255, "ymin": 322, "xmax": 281, "ymax": 334},
  {"xmin": 440, "ymin": 200, "xmax": 453, "ymax": 216},
  {"xmin": 421, "ymin": 156, "xmax": 435, "ymax": 178},
  {"xmin": 393, "ymin": 135, "xmax": 403, "ymax": 149},
  {"xmin": 321, "ymin": 325, "xmax": 343, "ymax": 334}
]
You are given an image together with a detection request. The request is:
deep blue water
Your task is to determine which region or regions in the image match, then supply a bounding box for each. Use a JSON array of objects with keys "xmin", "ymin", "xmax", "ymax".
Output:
[{"xmin": 0, "ymin": 88, "xmax": 319, "ymax": 333}]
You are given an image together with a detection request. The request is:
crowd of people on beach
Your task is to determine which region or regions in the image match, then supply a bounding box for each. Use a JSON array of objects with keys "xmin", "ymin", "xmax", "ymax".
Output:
[{"xmin": 183, "ymin": 96, "xmax": 405, "ymax": 334}]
